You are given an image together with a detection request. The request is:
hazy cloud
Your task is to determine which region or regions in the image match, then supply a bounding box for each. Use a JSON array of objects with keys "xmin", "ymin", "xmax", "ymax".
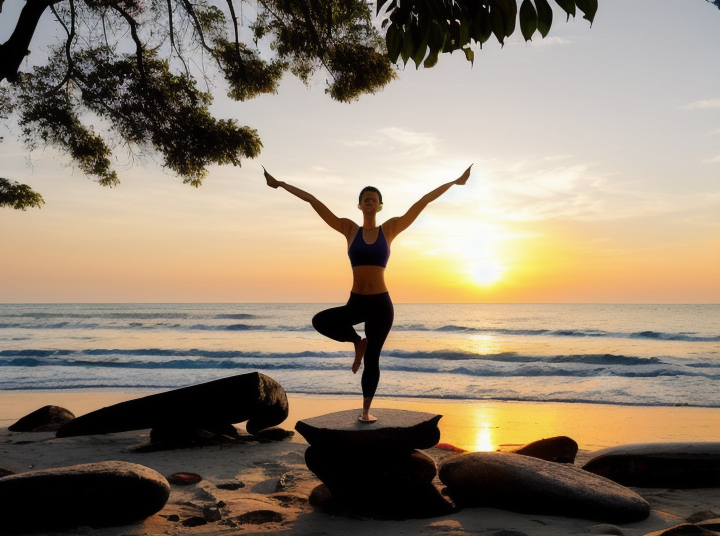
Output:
[{"xmin": 682, "ymin": 98, "xmax": 720, "ymax": 109}]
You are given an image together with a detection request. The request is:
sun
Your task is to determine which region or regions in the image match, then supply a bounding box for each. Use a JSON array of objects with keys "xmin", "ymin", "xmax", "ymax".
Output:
[{"xmin": 470, "ymin": 259, "xmax": 504, "ymax": 286}]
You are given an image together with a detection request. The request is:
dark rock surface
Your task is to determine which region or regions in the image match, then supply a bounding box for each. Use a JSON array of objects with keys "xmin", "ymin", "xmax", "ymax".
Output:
[
  {"xmin": 9, "ymin": 405, "xmax": 75, "ymax": 432},
  {"xmin": 643, "ymin": 524, "xmax": 720, "ymax": 536},
  {"xmin": 56, "ymin": 372, "xmax": 288, "ymax": 438},
  {"xmin": 0, "ymin": 467, "xmax": 15, "ymax": 477},
  {"xmin": 439, "ymin": 451, "xmax": 650, "ymax": 523},
  {"xmin": 511, "ymin": 435, "xmax": 578, "ymax": 463},
  {"xmin": 687, "ymin": 511, "xmax": 720, "ymax": 523},
  {"xmin": 295, "ymin": 408, "xmax": 441, "ymax": 450},
  {"xmin": 0, "ymin": 461, "xmax": 170, "ymax": 531},
  {"xmin": 305, "ymin": 445, "xmax": 437, "ymax": 489},
  {"xmin": 308, "ymin": 481, "xmax": 455, "ymax": 520},
  {"xmin": 582, "ymin": 442, "xmax": 720, "ymax": 488}
]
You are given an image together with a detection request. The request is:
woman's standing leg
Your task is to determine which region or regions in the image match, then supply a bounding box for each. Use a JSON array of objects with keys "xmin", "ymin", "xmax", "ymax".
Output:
[{"xmin": 359, "ymin": 292, "xmax": 394, "ymax": 421}]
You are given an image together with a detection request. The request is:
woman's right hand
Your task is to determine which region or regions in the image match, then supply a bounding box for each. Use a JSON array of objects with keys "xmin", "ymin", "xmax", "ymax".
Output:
[{"xmin": 263, "ymin": 166, "xmax": 280, "ymax": 189}]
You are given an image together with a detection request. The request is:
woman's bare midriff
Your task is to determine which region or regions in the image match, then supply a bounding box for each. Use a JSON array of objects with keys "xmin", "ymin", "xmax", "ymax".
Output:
[{"xmin": 351, "ymin": 266, "xmax": 388, "ymax": 295}]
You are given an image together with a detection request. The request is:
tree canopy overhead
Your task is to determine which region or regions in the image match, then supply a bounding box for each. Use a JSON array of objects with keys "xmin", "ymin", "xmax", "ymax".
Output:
[{"xmin": 0, "ymin": 0, "xmax": 597, "ymax": 209}]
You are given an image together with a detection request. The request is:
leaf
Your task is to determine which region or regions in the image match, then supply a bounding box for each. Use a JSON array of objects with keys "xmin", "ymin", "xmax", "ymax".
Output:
[
  {"xmin": 385, "ymin": 24, "xmax": 402, "ymax": 64},
  {"xmin": 411, "ymin": 18, "xmax": 430, "ymax": 69},
  {"xmin": 535, "ymin": 0, "xmax": 553, "ymax": 37},
  {"xmin": 492, "ymin": 0, "xmax": 517, "ymax": 37},
  {"xmin": 462, "ymin": 47, "xmax": 474, "ymax": 65},
  {"xmin": 401, "ymin": 23, "xmax": 414, "ymax": 64},
  {"xmin": 554, "ymin": 0, "xmax": 576, "ymax": 21},
  {"xmin": 490, "ymin": 3, "xmax": 506, "ymax": 45},
  {"xmin": 376, "ymin": 0, "xmax": 394, "ymax": 16},
  {"xmin": 472, "ymin": 6, "xmax": 493, "ymax": 46},
  {"xmin": 576, "ymin": 0, "xmax": 598, "ymax": 24},
  {"xmin": 519, "ymin": 0, "xmax": 538, "ymax": 41},
  {"xmin": 423, "ymin": 49, "xmax": 439, "ymax": 68}
]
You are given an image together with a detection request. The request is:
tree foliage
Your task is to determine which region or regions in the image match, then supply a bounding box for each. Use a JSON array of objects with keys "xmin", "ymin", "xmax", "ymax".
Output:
[
  {"xmin": 0, "ymin": 178, "xmax": 45, "ymax": 209},
  {"xmin": 0, "ymin": 0, "xmax": 599, "ymax": 209}
]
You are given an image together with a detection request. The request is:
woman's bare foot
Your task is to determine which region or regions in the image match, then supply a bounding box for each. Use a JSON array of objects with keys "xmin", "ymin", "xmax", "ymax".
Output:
[
  {"xmin": 352, "ymin": 338, "xmax": 368, "ymax": 374},
  {"xmin": 359, "ymin": 397, "xmax": 377, "ymax": 422}
]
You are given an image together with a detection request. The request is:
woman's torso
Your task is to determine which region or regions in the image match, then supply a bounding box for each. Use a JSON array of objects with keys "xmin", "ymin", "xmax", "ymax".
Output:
[{"xmin": 347, "ymin": 225, "xmax": 391, "ymax": 295}]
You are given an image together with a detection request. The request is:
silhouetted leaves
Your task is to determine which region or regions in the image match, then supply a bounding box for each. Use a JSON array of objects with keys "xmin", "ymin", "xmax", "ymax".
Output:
[
  {"xmin": 0, "ymin": 178, "xmax": 45, "ymax": 210},
  {"xmin": 379, "ymin": 0, "xmax": 596, "ymax": 68}
]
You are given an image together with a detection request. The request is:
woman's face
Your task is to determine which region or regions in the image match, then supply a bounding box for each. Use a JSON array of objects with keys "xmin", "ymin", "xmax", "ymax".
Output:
[{"xmin": 359, "ymin": 192, "xmax": 381, "ymax": 213}]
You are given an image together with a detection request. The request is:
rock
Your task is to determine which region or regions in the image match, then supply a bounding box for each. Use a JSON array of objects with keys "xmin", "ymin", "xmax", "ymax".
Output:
[
  {"xmin": 308, "ymin": 482, "xmax": 455, "ymax": 520},
  {"xmin": 216, "ymin": 480, "xmax": 245, "ymax": 490},
  {"xmin": 150, "ymin": 422, "xmax": 240, "ymax": 444},
  {"xmin": 56, "ymin": 372, "xmax": 288, "ymax": 438},
  {"xmin": 642, "ymin": 524, "xmax": 720, "ymax": 536},
  {"xmin": 0, "ymin": 467, "xmax": 15, "ymax": 478},
  {"xmin": 587, "ymin": 524, "xmax": 624, "ymax": 535},
  {"xmin": 697, "ymin": 519, "xmax": 720, "ymax": 532},
  {"xmin": 202, "ymin": 505, "xmax": 222, "ymax": 522},
  {"xmin": 8, "ymin": 405, "xmax": 75, "ymax": 432},
  {"xmin": 166, "ymin": 514, "xmax": 180, "ymax": 522},
  {"xmin": 295, "ymin": 408, "xmax": 442, "ymax": 451},
  {"xmin": 182, "ymin": 516, "xmax": 208, "ymax": 527},
  {"xmin": 511, "ymin": 436, "xmax": 578, "ymax": 464},
  {"xmin": 235, "ymin": 510, "xmax": 284, "ymax": 525},
  {"xmin": 167, "ymin": 472, "xmax": 202, "ymax": 485},
  {"xmin": 252, "ymin": 426, "xmax": 295, "ymax": 440},
  {"xmin": 439, "ymin": 451, "xmax": 650, "ymax": 523},
  {"xmin": 0, "ymin": 461, "xmax": 170, "ymax": 531},
  {"xmin": 687, "ymin": 511, "xmax": 720, "ymax": 523},
  {"xmin": 305, "ymin": 446, "xmax": 437, "ymax": 489},
  {"xmin": 582, "ymin": 442, "xmax": 720, "ymax": 488}
]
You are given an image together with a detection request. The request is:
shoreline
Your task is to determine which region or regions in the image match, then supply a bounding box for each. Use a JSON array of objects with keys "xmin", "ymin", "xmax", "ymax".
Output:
[{"xmin": 2, "ymin": 389, "xmax": 718, "ymax": 452}]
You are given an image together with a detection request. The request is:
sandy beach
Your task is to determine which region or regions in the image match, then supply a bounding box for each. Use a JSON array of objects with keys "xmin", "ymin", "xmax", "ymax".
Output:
[{"xmin": 1, "ymin": 390, "xmax": 719, "ymax": 536}]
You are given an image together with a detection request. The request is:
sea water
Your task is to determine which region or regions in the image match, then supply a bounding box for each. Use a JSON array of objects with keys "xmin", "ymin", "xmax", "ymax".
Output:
[{"xmin": 0, "ymin": 303, "xmax": 718, "ymax": 407}]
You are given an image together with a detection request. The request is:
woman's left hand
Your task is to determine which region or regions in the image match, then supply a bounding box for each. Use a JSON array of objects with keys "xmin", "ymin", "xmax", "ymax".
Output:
[{"xmin": 455, "ymin": 164, "xmax": 473, "ymax": 185}]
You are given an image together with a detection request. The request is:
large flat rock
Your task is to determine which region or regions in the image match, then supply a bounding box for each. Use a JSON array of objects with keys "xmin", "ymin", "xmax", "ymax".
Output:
[
  {"xmin": 295, "ymin": 408, "xmax": 441, "ymax": 450},
  {"xmin": 56, "ymin": 372, "xmax": 288, "ymax": 437},
  {"xmin": 582, "ymin": 442, "xmax": 720, "ymax": 488},
  {"xmin": 0, "ymin": 461, "xmax": 170, "ymax": 531},
  {"xmin": 439, "ymin": 451, "xmax": 651, "ymax": 523}
]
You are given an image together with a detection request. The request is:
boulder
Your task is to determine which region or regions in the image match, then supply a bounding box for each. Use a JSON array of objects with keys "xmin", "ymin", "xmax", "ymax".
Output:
[
  {"xmin": 0, "ymin": 461, "xmax": 170, "ymax": 531},
  {"xmin": 439, "ymin": 451, "xmax": 650, "ymax": 523},
  {"xmin": 295, "ymin": 408, "xmax": 441, "ymax": 451},
  {"xmin": 8, "ymin": 405, "xmax": 75, "ymax": 432},
  {"xmin": 582, "ymin": 442, "xmax": 720, "ymax": 488},
  {"xmin": 510, "ymin": 436, "xmax": 578, "ymax": 463},
  {"xmin": 56, "ymin": 372, "xmax": 288, "ymax": 438},
  {"xmin": 308, "ymin": 481, "xmax": 455, "ymax": 520},
  {"xmin": 305, "ymin": 446, "xmax": 436, "ymax": 489}
]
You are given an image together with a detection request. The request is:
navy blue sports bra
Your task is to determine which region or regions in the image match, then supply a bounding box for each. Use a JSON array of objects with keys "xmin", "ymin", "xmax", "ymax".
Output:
[{"xmin": 348, "ymin": 226, "xmax": 390, "ymax": 268}]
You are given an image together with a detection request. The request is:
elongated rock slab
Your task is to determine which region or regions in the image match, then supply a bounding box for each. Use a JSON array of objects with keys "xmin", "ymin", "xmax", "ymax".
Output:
[
  {"xmin": 56, "ymin": 372, "xmax": 288, "ymax": 438},
  {"xmin": 295, "ymin": 408, "xmax": 441, "ymax": 450},
  {"xmin": 439, "ymin": 451, "xmax": 650, "ymax": 523},
  {"xmin": 0, "ymin": 461, "xmax": 170, "ymax": 531},
  {"xmin": 582, "ymin": 442, "xmax": 720, "ymax": 488}
]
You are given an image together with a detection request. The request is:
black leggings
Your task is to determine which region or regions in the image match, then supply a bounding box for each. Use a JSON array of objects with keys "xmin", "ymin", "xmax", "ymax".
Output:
[{"xmin": 312, "ymin": 292, "xmax": 394, "ymax": 399}]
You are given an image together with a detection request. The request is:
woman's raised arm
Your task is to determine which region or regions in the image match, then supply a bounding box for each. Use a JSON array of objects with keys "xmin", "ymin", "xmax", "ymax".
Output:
[
  {"xmin": 384, "ymin": 165, "xmax": 472, "ymax": 241},
  {"xmin": 263, "ymin": 167, "xmax": 354, "ymax": 237}
]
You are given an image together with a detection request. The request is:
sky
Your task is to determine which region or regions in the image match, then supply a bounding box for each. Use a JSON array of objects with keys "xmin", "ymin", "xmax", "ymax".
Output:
[{"xmin": 0, "ymin": 0, "xmax": 718, "ymax": 303}]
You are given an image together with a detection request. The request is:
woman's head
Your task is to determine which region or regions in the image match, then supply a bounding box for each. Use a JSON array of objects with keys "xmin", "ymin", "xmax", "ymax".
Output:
[{"xmin": 358, "ymin": 186, "xmax": 382, "ymax": 204}]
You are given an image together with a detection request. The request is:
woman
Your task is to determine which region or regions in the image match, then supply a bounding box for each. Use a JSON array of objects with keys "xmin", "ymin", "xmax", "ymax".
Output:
[{"xmin": 264, "ymin": 165, "xmax": 472, "ymax": 422}]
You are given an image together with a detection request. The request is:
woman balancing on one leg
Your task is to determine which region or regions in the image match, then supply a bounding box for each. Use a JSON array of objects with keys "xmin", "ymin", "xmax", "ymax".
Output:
[{"xmin": 264, "ymin": 165, "xmax": 472, "ymax": 422}]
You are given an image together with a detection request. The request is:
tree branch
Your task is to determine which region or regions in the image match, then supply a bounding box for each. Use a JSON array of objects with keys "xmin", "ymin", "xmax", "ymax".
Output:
[
  {"xmin": 226, "ymin": 0, "xmax": 240, "ymax": 50},
  {"xmin": 110, "ymin": 3, "xmax": 145, "ymax": 79},
  {"xmin": 0, "ymin": 0, "xmax": 60, "ymax": 83},
  {"xmin": 179, "ymin": 0, "xmax": 214, "ymax": 54}
]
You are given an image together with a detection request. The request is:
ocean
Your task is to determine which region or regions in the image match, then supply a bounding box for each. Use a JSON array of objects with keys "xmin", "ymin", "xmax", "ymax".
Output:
[{"xmin": 0, "ymin": 303, "xmax": 718, "ymax": 407}]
